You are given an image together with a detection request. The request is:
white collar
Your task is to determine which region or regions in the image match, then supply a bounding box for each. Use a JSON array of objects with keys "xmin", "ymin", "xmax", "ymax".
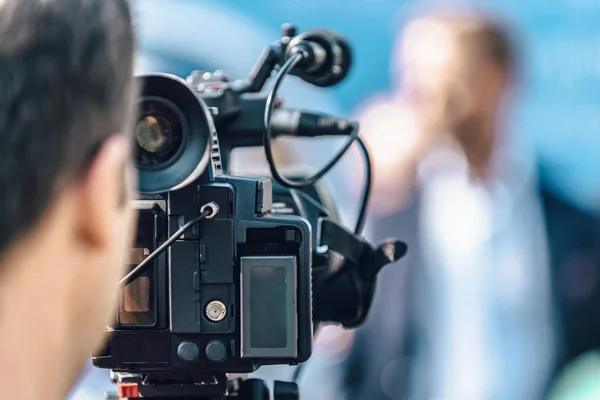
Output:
[{"xmin": 416, "ymin": 138, "xmax": 538, "ymax": 200}]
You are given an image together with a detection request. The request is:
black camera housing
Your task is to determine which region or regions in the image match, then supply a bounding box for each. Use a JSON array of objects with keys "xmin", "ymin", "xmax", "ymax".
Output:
[
  {"xmin": 88, "ymin": 24, "xmax": 409, "ymax": 400},
  {"xmin": 90, "ymin": 27, "xmax": 386, "ymax": 398},
  {"xmin": 93, "ymin": 175, "xmax": 313, "ymax": 374}
]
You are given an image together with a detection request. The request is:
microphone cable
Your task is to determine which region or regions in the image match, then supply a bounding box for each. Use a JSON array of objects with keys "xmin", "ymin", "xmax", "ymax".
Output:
[
  {"xmin": 263, "ymin": 53, "xmax": 360, "ymax": 190},
  {"xmin": 263, "ymin": 53, "xmax": 371, "ymax": 236}
]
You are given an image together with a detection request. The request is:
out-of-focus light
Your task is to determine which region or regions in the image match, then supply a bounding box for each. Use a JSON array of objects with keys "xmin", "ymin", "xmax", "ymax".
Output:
[
  {"xmin": 313, "ymin": 325, "xmax": 355, "ymax": 363},
  {"xmin": 357, "ymin": 97, "xmax": 419, "ymax": 167}
]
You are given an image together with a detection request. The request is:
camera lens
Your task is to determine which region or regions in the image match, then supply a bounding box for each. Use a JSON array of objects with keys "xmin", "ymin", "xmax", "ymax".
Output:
[
  {"xmin": 136, "ymin": 100, "xmax": 185, "ymax": 168},
  {"xmin": 136, "ymin": 116, "xmax": 172, "ymax": 153}
]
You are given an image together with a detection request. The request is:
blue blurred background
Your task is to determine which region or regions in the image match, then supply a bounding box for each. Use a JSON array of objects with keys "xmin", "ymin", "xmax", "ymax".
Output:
[{"xmin": 136, "ymin": 0, "xmax": 600, "ymax": 212}]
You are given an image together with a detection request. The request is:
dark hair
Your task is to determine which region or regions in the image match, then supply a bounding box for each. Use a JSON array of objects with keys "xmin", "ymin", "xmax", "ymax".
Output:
[
  {"xmin": 462, "ymin": 16, "xmax": 517, "ymax": 74},
  {"xmin": 0, "ymin": 0, "xmax": 136, "ymax": 254}
]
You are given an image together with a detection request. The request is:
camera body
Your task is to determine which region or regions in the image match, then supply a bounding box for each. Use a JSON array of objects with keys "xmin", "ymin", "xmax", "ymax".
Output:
[
  {"xmin": 94, "ymin": 172, "xmax": 314, "ymax": 374},
  {"xmin": 90, "ymin": 27, "xmax": 407, "ymax": 400}
]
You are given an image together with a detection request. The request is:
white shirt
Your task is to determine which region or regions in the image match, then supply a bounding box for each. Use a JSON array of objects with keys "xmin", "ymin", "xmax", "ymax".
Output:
[{"xmin": 416, "ymin": 142, "xmax": 556, "ymax": 399}]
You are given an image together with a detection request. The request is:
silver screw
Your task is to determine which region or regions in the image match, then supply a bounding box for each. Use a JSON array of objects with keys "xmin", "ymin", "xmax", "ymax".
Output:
[{"xmin": 205, "ymin": 300, "xmax": 227, "ymax": 322}]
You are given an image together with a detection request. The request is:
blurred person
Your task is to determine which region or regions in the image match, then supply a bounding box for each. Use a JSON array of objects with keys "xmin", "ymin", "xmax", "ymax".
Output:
[
  {"xmin": 0, "ymin": 1, "xmax": 137, "ymax": 399},
  {"xmin": 342, "ymin": 8, "xmax": 600, "ymax": 400}
]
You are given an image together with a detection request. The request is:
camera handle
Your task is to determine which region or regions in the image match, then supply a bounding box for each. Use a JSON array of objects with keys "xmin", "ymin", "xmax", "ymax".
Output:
[
  {"xmin": 313, "ymin": 218, "xmax": 408, "ymax": 328},
  {"xmin": 105, "ymin": 373, "xmax": 298, "ymax": 400}
]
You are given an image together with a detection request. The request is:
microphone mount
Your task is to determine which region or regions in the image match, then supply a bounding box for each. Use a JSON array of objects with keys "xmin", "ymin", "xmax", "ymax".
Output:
[
  {"xmin": 282, "ymin": 27, "xmax": 352, "ymax": 88},
  {"xmin": 237, "ymin": 24, "xmax": 352, "ymax": 93}
]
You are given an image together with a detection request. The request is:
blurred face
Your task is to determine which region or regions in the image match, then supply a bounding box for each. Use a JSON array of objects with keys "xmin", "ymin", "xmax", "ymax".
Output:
[{"xmin": 399, "ymin": 19, "xmax": 507, "ymax": 135}]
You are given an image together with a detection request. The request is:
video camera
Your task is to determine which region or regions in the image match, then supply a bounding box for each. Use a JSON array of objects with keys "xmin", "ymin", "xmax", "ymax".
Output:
[{"xmin": 92, "ymin": 24, "xmax": 407, "ymax": 400}]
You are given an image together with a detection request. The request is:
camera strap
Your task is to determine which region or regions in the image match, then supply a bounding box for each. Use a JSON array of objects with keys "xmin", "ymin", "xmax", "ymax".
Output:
[{"xmin": 314, "ymin": 218, "xmax": 408, "ymax": 328}]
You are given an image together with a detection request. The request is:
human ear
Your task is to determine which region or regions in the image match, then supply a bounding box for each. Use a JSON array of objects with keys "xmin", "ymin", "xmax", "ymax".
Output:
[{"xmin": 75, "ymin": 135, "xmax": 132, "ymax": 250}]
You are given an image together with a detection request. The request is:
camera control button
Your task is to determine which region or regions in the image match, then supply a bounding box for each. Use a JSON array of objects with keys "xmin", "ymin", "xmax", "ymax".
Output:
[
  {"xmin": 285, "ymin": 229, "xmax": 296, "ymax": 242},
  {"xmin": 205, "ymin": 340, "xmax": 227, "ymax": 363},
  {"xmin": 177, "ymin": 341, "xmax": 200, "ymax": 363}
]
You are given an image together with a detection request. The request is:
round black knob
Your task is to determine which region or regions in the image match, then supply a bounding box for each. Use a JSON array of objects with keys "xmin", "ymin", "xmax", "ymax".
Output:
[
  {"xmin": 205, "ymin": 340, "xmax": 228, "ymax": 363},
  {"xmin": 177, "ymin": 341, "xmax": 200, "ymax": 363},
  {"xmin": 281, "ymin": 23, "xmax": 297, "ymax": 38}
]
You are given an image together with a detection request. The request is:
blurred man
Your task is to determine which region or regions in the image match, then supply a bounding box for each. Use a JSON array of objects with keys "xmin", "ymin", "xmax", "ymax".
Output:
[
  {"xmin": 343, "ymin": 9, "xmax": 600, "ymax": 400},
  {"xmin": 0, "ymin": 1, "xmax": 137, "ymax": 399}
]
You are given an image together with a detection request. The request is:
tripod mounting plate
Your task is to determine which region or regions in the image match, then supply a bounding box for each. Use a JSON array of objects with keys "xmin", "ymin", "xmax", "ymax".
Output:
[{"xmin": 106, "ymin": 372, "xmax": 299, "ymax": 400}]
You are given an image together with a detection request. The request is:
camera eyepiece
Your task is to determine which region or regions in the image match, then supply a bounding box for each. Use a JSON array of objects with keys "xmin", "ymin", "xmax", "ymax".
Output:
[{"xmin": 135, "ymin": 74, "xmax": 213, "ymax": 194}]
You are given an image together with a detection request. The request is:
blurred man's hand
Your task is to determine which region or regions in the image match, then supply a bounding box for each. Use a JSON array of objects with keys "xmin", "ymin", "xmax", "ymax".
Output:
[{"xmin": 347, "ymin": 97, "xmax": 422, "ymax": 215}]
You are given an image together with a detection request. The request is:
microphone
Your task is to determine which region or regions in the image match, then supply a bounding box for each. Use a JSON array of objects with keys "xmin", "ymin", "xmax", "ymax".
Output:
[
  {"xmin": 270, "ymin": 108, "xmax": 354, "ymax": 137},
  {"xmin": 283, "ymin": 29, "xmax": 352, "ymax": 87}
]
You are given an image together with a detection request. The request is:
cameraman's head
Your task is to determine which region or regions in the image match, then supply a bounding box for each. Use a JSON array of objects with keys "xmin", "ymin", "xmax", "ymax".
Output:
[{"xmin": 0, "ymin": 0, "xmax": 136, "ymax": 398}]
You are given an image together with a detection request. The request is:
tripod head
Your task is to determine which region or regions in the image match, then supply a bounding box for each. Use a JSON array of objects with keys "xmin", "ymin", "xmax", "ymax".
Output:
[{"xmin": 105, "ymin": 372, "xmax": 298, "ymax": 400}]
